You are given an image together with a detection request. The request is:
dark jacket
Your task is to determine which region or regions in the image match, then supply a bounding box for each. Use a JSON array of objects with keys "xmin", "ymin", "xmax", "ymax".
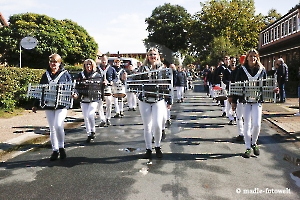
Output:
[
  {"xmin": 174, "ymin": 71, "xmax": 187, "ymax": 87},
  {"xmin": 275, "ymin": 63, "xmax": 288, "ymax": 84}
]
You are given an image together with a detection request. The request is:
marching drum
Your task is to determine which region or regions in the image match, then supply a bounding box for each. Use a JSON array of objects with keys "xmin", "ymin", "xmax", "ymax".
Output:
[
  {"xmin": 229, "ymin": 77, "xmax": 277, "ymax": 103},
  {"xmin": 27, "ymin": 81, "xmax": 75, "ymax": 108},
  {"xmin": 213, "ymin": 85, "xmax": 228, "ymax": 101},
  {"xmin": 112, "ymin": 81, "xmax": 126, "ymax": 98},
  {"xmin": 125, "ymin": 68, "xmax": 173, "ymax": 103},
  {"xmin": 75, "ymin": 80, "xmax": 102, "ymax": 101},
  {"xmin": 103, "ymin": 85, "xmax": 112, "ymax": 96}
]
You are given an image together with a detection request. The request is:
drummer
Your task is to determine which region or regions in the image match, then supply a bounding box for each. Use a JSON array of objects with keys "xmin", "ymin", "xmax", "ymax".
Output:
[
  {"xmin": 96, "ymin": 54, "xmax": 118, "ymax": 126},
  {"xmin": 112, "ymin": 58, "xmax": 126, "ymax": 118}
]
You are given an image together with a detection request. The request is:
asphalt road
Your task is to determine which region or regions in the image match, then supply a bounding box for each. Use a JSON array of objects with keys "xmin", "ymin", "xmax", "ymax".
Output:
[{"xmin": 0, "ymin": 83, "xmax": 299, "ymax": 200}]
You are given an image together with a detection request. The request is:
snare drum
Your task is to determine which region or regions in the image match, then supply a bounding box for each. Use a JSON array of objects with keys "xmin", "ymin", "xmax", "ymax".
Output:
[
  {"xmin": 112, "ymin": 82, "xmax": 126, "ymax": 98},
  {"xmin": 104, "ymin": 85, "xmax": 112, "ymax": 96}
]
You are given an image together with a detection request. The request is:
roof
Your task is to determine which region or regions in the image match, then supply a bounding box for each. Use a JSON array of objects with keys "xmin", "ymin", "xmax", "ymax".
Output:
[{"xmin": 0, "ymin": 12, "xmax": 9, "ymax": 27}]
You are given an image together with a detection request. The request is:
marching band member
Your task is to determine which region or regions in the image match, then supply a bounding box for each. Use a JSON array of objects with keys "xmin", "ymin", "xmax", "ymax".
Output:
[
  {"xmin": 96, "ymin": 55, "xmax": 118, "ymax": 126},
  {"xmin": 112, "ymin": 58, "xmax": 126, "ymax": 118},
  {"xmin": 75, "ymin": 59, "xmax": 103, "ymax": 143},
  {"xmin": 224, "ymin": 56, "xmax": 236, "ymax": 125},
  {"xmin": 233, "ymin": 55, "xmax": 246, "ymax": 142},
  {"xmin": 135, "ymin": 47, "xmax": 172, "ymax": 159},
  {"xmin": 125, "ymin": 64, "xmax": 138, "ymax": 111},
  {"xmin": 232, "ymin": 49, "xmax": 277, "ymax": 158},
  {"xmin": 32, "ymin": 53, "xmax": 74, "ymax": 161}
]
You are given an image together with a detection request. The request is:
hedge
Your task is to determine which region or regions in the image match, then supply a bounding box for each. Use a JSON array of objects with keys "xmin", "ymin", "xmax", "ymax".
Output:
[{"xmin": 0, "ymin": 66, "xmax": 44, "ymax": 111}]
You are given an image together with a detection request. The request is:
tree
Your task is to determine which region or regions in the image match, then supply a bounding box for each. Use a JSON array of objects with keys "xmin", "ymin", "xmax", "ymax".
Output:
[
  {"xmin": 189, "ymin": 0, "xmax": 266, "ymax": 64},
  {"xmin": 0, "ymin": 13, "xmax": 98, "ymax": 68},
  {"xmin": 264, "ymin": 9, "xmax": 282, "ymax": 25},
  {"xmin": 144, "ymin": 3, "xmax": 191, "ymax": 65}
]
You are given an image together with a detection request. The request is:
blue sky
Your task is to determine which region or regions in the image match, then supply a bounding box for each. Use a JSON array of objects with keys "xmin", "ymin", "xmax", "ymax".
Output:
[{"xmin": 1, "ymin": 0, "xmax": 299, "ymax": 54}]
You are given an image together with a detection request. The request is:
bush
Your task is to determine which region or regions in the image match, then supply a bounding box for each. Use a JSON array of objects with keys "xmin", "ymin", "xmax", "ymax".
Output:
[{"xmin": 0, "ymin": 66, "xmax": 44, "ymax": 111}]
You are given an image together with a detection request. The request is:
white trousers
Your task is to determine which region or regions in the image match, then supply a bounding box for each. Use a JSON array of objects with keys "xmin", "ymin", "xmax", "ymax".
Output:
[
  {"xmin": 81, "ymin": 102, "xmax": 98, "ymax": 135},
  {"xmin": 45, "ymin": 109, "xmax": 68, "ymax": 151},
  {"xmin": 242, "ymin": 103, "xmax": 262, "ymax": 149},
  {"xmin": 138, "ymin": 99, "xmax": 165, "ymax": 149},
  {"xmin": 162, "ymin": 100, "xmax": 170, "ymax": 129},
  {"xmin": 126, "ymin": 92, "xmax": 137, "ymax": 109},
  {"xmin": 236, "ymin": 102, "xmax": 244, "ymax": 136},
  {"xmin": 176, "ymin": 86, "xmax": 185, "ymax": 100},
  {"xmin": 98, "ymin": 96, "xmax": 113, "ymax": 120},
  {"xmin": 225, "ymin": 100, "xmax": 235, "ymax": 120},
  {"xmin": 114, "ymin": 97, "xmax": 124, "ymax": 113}
]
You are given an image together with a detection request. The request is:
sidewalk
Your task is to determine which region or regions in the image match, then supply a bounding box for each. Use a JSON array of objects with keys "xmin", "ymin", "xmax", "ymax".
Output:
[
  {"xmin": 0, "ymin": 97, "xmax": 300, "ymax": 161},
  {"xmin": 0, "ymin": 108, "xmax": 84, "ymax": 161},
  {"xmin": 262, "ymin": 97, "xmax": 300, "ymax": 142}
]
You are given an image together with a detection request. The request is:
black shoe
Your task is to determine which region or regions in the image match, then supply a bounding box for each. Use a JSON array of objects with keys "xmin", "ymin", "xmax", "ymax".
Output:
[
  {"xmin": 152, "ymin": 136, "xmax": 155, "ymax": 143},
  {"xmin": 166, "ymin": 119, "xmax": 171, "ymax": 127},
  {"xmin": 251, "ymin": 144, "xmax": 260, "ymax": 156},
  {"xmin": 155, "ymin": 147, "xmax": 163, "ymax": 158},
  {"xmin": 120, "ymin": 112, "xmax": 124, "ymax": 117},
  {"xmin": 50, "ymin": 151, "xmax": 59, "ymax": 161},
  {"xmin": 162, "ymin": 130, "xmax": 166, "ymax": 140},
  {"xmin": 114, "ymin": 113, "xmax": 120, "ymax": 118},
  {"xmin": 128, "ymin": 108, "xmax": 132, "ymax": 111},
  {"xmin": 228, "ymin": 120, "xmax": 236, "ymax": 125},
  {"xmin": 59, "ymin": 148, "xmax": 66, "ymax": 159},
  {"xmin": 99, "ymin": 121, "xmax": 106, "ymax": 127},
  {"xmin": 236, "ymin": 135, "xmax": 244, "ymax": 142},
  {"xmin": 106, "ymin": 119, "xmax": 111, "ymax": 125},
  {"xmin": 221, "ymin": 112, "xmax": 226, "ymax": 117},
  {"xmin": 132, "ymin": 108, "xmax": 136, "ymax": 111},
  {"xmin": 177, "ymin": 99, "xmax": 180, "ymax": 103},
  {"xmin": 143, "ymin": 149, "xmax": 152, "ymax": 159},
  {"xmin": 86, "ymin": 136, "xmax": 93, "ymax": 143},
  {"xmin": 180, "ymin": 98, "xmax": 184, "ymax": 103},
  {"xmin": 90, "ymin": 132, "xmax": 95, "ymax": 139},
  {"xmin": 243, "ymin": 149, "xmax": 251, "ymax": 158}
]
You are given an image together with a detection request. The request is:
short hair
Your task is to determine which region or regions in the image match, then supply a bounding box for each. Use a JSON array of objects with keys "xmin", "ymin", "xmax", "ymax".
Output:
[
  {"xmin": 49, "ymin": 53, "xmax": 62, "ymax": 63},
  {"xmin": 83, "ymin": 59, "xmax": 97, "ymax": 72}
]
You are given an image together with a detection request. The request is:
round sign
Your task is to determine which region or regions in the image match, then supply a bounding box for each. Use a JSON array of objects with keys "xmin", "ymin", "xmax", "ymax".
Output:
[{"xmin": 20, "ymin": 36, "xmax": 38, "ymax": 49}]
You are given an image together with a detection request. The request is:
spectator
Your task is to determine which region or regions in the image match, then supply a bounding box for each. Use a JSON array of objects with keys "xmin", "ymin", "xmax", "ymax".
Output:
[{"xmin": 275, "ymin": 58, "xmax": 288, "ymax": 103}]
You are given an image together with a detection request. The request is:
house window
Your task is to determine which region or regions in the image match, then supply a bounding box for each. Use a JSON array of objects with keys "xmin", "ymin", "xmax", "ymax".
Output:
[
  {"xmin": 293, "ymin": 15, "xmax": 297, "ymax": 32},
  {"xmin": 285, "ymin": 21, "xmax": 288, "ymax": 35},
  {"xmin": 281, "ymin": 22, "xmax": 285, "ymax": 37},
  {"xmin": 288, "ymin": 18, "xmax": 292, "ymax": 34}
]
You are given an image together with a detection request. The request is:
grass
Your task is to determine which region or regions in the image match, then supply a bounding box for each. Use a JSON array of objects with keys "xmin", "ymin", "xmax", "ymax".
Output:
[{"xmin": 0, "ymin": 108, "xmax": 25, "ymax": 118}]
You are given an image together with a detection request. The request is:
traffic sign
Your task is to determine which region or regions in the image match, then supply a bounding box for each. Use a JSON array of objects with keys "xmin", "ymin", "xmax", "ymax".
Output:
[{"xmin": 20, "ymin": 36, "xmax": 38, "ymax": 49}]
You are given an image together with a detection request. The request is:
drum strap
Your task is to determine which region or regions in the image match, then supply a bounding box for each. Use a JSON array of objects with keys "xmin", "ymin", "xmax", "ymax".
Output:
[
  {"xmin": 98, "ymin": 65, "xmax": 110, "ymax": 80},
  {"xmin": 242, "ymin": 66, "xmax": 263, "ymax": 81},
  {"xmin": 81, "ymin": 71, "xmax": 98, "ymax": 80},
  {"xmin": 46, "ymin": 70, "xmax": 67, "ymax": 83}
]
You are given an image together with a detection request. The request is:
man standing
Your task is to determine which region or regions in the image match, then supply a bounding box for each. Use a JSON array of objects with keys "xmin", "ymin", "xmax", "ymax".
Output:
[
  {"xmin": 275, "ymin": 58, "xmax": 288, "ymax": 103},
  {"xmin": 97, "ymin": 55, "xmax": 118, "ymax": 126}
]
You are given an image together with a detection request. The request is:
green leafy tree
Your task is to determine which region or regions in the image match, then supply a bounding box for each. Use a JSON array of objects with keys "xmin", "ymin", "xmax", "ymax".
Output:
[
  {"xmin": 263, "ymin": 9, "xmax": 282, "ymax": 25},
  {"xmin": 189, "ymin": 0, "xmax": 266, "ymax": 64},
  {"xmin": 144, "ymin": 3, "xmax": 191, "ymax": 65},
  {"xmin": 0, "ymin": 13, "xmax": 98, "ymax": 68}
]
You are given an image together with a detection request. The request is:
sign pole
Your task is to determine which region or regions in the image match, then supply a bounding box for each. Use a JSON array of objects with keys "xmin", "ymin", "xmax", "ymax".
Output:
[
  {"xmin": 20, "ymin": 36, "xmax": 38, "ymax": 68},
  {"xmin": 19, "ymin": 44, "xmax": 22, "ymax": 68}
]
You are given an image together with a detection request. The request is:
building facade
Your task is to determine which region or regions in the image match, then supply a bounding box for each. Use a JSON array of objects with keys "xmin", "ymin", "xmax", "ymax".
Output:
[{"xmin": 258, "ymin": 4, "xmax": 300, "ymax": 73}]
